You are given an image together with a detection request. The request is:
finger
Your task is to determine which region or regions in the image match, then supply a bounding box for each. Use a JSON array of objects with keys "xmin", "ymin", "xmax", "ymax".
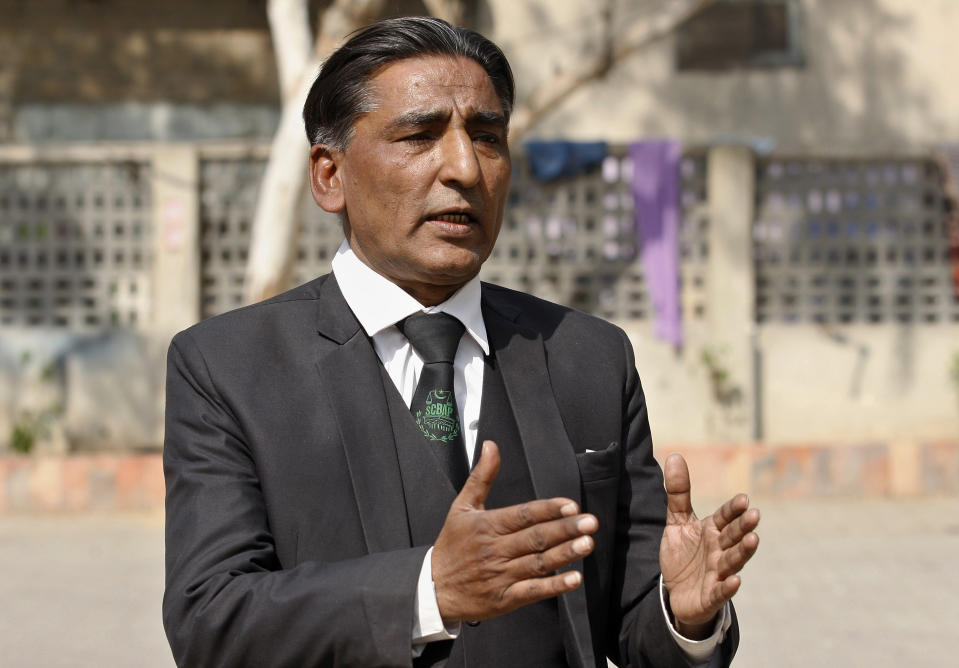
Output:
[
  {"xmin": 713, "ymin": 574, "xmax": 742, "ymax": 606},
  {"xmin": 718, "ymin": 507, "xmax": 761, "ymax": 550},
  {"xmin": 717, "ymin": 531, "xmax": 760, "ymax": 579},
  {"xmin": 510, "ymin": 532, "xmax": 596, "ymax": 577},
  {"xmin": 502, "ymin": 569, "xmax": 584, "ymax": 609},
  {"xmin": 695, "ymin": 574, "xmax": 744, "ymax": 618},
  {"xmin": 497, "ymin": 513, "xmax": 598, "ymax": 558},
  {"xmin": 663, "ymin": 453, "xmax": 693, "ymax": 518},
  {"xmin": 488, "ymin": 497, "xmax": 586, "ymax": 534},
  {"xmin": 456, "ymin": 440, "xmax": 500, "ymax": 509},
  {"xmin": 712, "ymin": 493, "xmax": 750, "ymax": 532}
]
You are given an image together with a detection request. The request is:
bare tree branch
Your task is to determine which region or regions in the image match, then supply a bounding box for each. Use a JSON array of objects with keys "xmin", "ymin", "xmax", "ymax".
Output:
[{"xmin": 509, "ymin": 0, "xmax": 717, "ymax": 141}]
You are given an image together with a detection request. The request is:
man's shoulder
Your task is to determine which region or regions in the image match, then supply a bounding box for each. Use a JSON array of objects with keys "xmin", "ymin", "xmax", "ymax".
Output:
[
  {"xmin": 481, "ymin": 281, "xmax": 627, "ymax": 344},
  {"xmin": 173, "ymin": 274, "xmax": 333, "ymax": 348},
  {"xmin": 482, "ymin": 282, "xmax": 635, "ymax": 392}
]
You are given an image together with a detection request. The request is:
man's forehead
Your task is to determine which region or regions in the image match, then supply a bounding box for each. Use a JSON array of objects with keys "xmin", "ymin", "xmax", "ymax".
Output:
[{"xmin": 365, "ymin": 55, "xmax": 503, "ymax": 117}]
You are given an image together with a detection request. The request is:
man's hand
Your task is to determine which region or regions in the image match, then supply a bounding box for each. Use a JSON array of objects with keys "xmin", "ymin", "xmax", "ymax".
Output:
[
  {"xmin": 432, "ymin": 440, "xmax": 598, "ymax": 623},
  {"xmin": 660, "ymin": 453, "xmax": 760, "ymax": 639}
]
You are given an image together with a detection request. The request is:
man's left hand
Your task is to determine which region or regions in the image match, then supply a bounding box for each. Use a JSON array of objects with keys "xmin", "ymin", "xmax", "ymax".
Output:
[{"xmin": 659, "ymin": 453, "xmax": 760, "ymax": 639}]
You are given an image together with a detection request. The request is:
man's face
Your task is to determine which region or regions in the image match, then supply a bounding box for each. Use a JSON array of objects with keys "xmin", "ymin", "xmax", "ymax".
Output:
[{"xmin": 311, "ymin": 55, "xmax": 511, "ymax": 305}]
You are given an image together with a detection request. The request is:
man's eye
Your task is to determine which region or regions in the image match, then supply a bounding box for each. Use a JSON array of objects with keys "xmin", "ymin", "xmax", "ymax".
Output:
[
  {"xmin": 474, "ymin": 133, "xmax": 502, "ymax": 145},
  {"xmin": 403, "ymin": 133, "xmax": 433, "ymax": 142}
]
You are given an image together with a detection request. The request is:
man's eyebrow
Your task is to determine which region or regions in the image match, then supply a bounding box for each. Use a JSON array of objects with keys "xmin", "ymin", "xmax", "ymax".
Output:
[
  {"xmin": 388, "ymin": 109, "xmax": 508, "ymax": 130},
  {"xmin": 389, "ymin": 110, "xmax": 450, "ymax": 129},
  {"xmin": 467, "ymin": 110, "xmax": 508, "ymax": 127}
]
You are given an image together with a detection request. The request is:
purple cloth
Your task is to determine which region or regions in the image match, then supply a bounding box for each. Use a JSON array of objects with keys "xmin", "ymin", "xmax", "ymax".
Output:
[{"xmin": 629, "ymin": 140, "xmax": 683, "ymax": 347}]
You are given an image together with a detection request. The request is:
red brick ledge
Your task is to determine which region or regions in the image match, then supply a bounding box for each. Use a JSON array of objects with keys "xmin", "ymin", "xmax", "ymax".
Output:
[
  {"xmin": 654, "ymin": 440, "xmax": 959, "ymax": 499},
  {"xmin": 1, "ymin": 441, "xmax": 957, "ymax": 512},
  {"xmin": 0, "ymin": 453, "xmax": 164, "ymax": 513}
]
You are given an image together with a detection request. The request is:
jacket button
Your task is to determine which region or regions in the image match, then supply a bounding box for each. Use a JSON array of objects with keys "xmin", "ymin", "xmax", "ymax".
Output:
[{"xmin": 466, "ymin": 620, "xmax": 481, "ymax": 627}]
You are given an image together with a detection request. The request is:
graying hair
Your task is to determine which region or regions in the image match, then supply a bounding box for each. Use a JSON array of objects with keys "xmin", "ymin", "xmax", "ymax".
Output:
[{"xmin": 303, "ymin": 16, "xmax": 514, "ymax": 150}]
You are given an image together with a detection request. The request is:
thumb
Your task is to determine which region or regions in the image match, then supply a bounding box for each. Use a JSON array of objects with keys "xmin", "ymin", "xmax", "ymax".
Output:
[
  {"xmin": 456, "ymin": 440, "xmax": 500, "ymax": 510},
  {"xmin": 664, "ymin": 453, "xmax": 694, "ymax": 520}
]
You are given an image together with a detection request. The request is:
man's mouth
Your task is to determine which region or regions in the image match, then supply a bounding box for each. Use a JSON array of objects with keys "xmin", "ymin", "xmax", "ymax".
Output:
[{"xmin": 427, "ymin": 212, "xmax": 476, "ymax": 225}]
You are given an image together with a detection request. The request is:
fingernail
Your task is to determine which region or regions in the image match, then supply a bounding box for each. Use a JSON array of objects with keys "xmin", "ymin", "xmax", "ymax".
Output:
[
  {"xmin": 573, "ymin": 536, "xmax": 592, "ymax": 554},
  {"xmin": 577, "ymin": 516, "xmax": 597, "ymax": 532},
  {"xmin": 560, "ymin": 502, "xmax": 578, "ymax": 516},
  {"xmin": 564, "ymin": 571, "xmax": 581, "ymax": 587}
]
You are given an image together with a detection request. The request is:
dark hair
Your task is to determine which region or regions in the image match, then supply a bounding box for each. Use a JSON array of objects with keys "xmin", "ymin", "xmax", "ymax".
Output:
[{"xmin": 303, "ymin": 16, "xmax": 514, "ymax": 149}]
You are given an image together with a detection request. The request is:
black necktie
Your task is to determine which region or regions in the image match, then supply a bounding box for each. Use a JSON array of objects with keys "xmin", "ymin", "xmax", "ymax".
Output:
[{"xmin": 397, "ymin": 312, "xmax": 470, "ymax": 489}]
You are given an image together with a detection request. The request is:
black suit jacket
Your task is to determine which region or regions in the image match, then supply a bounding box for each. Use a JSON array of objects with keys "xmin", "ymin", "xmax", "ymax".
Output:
[{"xmin": 162, "ymin": 274, "xmax": 738, "ymax": 667}]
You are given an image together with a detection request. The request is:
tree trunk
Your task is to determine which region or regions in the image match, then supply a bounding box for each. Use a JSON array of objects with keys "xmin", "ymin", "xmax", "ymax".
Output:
[{"xmin": 245, "ymin": 0, "xmax": 385, "ymax": 304}]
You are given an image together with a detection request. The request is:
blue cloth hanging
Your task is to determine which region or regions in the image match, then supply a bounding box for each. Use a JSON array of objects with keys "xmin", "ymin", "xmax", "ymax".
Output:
[{"xmin": 524, "ymin": 141, "xmax": 608, "ymax": 182}]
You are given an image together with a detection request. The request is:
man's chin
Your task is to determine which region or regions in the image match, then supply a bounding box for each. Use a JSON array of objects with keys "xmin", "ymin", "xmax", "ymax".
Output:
[{"xmin": 418, "ymin": 248, "xmax": 487, "ymax": 280}]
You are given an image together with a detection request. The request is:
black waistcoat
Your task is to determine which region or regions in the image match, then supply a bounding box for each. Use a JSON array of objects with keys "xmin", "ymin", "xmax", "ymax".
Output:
[{"xmin": 381, "ymin": 352, "xmax": 568, "ymax": 668}]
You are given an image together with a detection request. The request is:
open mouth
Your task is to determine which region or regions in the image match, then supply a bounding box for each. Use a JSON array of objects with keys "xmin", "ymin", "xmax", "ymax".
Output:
[{"xmin": 426, "ymin": 212, "xmax": 476, "ymax": 225}]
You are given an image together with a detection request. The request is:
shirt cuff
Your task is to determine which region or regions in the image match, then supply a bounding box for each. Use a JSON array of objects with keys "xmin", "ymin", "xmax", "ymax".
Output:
[
  {"xmin": 412, "ymin": 547, "xmax": 460, "ymax": 657},
  {"xmin": 659, "ymin": 575, "xmax": 731, "ymax": 666}
]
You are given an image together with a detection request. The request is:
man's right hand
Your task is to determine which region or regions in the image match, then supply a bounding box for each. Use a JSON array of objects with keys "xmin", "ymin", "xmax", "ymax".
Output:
[{"xmin": 431, "ymin": 440, "xmax": 598, "ymax": 623}]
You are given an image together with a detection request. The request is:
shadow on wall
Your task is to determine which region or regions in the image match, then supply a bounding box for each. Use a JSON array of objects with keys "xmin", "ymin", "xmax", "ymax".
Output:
[
  {"xmin": 534, "ymin": 0, "xmax": 932, "ymax": 154},
  {"xmin": 1, "ymin": 0, "xmax": 490, "ymax": 142}
]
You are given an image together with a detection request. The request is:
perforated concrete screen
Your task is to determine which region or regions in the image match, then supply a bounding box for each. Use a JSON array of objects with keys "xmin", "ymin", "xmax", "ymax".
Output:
[
  {"xmin": 754, "ymin": 158, "xmax": 958, "ymax": 324},
  {"xmin": 0, "ymin": 162, "xmax": 152, "ymax": 328},
  {"xmin": 482, "ymin": 152, "xmax": 708, "ymax": 323},
  {"xmin": 199, "ymin": 159, "xmax": 260, "ymax": 319},
  {"xmin": 12, "ymin": 152, "xmax": 951, "ymax": 331},
  {"xmin": 197, "ymin": 152, "xmax": 710, "ymax": 324},
  {"xmin": 199, "ymin": 158, "xmax": 340, "ymax": 319}
]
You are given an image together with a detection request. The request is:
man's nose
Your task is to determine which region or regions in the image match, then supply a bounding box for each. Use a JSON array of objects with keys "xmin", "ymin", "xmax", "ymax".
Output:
[{"xmin": 437, "ymin": 130, "xmax": 482, "ymax": 189}]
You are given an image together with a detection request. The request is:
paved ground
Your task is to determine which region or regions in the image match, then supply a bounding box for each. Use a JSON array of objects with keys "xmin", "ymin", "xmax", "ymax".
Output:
[
  {"xmin": 0, "ymin": 511, "xmax": 169, "ymax": 667},
  {"xmin": 2, "ymin": 496, "xmax": 958, "ymax": 667}
]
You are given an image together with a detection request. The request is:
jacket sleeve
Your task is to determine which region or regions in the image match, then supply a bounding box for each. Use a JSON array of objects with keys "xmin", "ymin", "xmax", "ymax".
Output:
[
  {"xmin": 610, "ymin": 331, "xmax": 739, "ymax": 668},
  {"xmin": 162, "ymin": 332, "xmax": 426, "ymax": 668}
]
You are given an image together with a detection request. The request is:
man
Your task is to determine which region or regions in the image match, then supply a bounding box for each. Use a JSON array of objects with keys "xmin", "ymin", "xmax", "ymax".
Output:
[{"xmin": 163, "ymin": 17, "xmax": 759, "ymax": 668}]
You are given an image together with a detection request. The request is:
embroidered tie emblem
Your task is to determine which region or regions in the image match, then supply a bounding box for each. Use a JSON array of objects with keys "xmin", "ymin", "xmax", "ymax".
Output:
[
  {"xmin": 397, "ymin": 312, "xmax": 470, "ymax": 488},
  {"xmin": 416, "ymin": 389, "xmax": 460, "ymax": 443}
]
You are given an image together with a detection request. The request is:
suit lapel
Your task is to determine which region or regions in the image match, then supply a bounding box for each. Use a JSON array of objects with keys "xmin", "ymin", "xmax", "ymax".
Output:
[
  {"xmin": 482, "ymin": 287, "xmax": 595, "ymax": 668},
  {"xmin": 313, "ymin": 276, "xmax": 411, "ymax": 554},
  {"xmin": 481, "ymin": 290, "xmax": 581, "ymax": 511}
]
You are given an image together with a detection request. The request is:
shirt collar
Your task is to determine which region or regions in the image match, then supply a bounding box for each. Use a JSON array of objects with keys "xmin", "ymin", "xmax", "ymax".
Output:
[{"xmin": 331, "ymin": 240, "xmax": 489, "ymax": 355}]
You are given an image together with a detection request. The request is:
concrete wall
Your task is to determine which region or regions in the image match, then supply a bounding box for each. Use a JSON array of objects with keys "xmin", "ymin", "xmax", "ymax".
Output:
[
  {"xmin": 2, "ymin": 1, "xmax": 958, "ymax": 452},
  {"xmin": 613, "ymin": 141, "xmax": 959, "ymax": 447},
  {"xmin": 622, "ymin": 318, "xmax": 959, "ymax": 446},
  {"xmin": 0, "ymin": 0, "xmax": 280, "ymax": 142},
  {"xmin": 480, "ymin": 0, "xmax": 959, "ymax": 446},
  {"xmin": 492, "ymin": 0, "xmax": 959, "ymax": 154},
  {"xmin": 3, "ymin": 141, "xmax": 958, "ymax": 453},
  {"xmin": 0, "ymin": 0, "xmax": 440, "ymax": 142},
  {"xmin": 0, "ymin": 142, "xmax": 219, "ymax": 453},
  {"xmin": 760, "ymin": 323, "xmax": 959, "ymax": 443},
  {"xmin": 7, "ymin": 1, "xmax": 957, "ymax": 150}
]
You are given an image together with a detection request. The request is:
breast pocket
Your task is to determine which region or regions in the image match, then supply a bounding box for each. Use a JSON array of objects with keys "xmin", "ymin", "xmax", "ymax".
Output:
[
  {"xmin": 575, "ymin": 442, "xmax": 622, "ymax": 577},
  {"xmin": 575, "ymin": 441, "xmax": 622, "ymax": 485}
]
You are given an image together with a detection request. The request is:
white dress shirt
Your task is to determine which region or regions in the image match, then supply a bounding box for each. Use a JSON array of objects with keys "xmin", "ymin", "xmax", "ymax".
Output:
[{"xmin": 331, "ymin": 239, "xmax": 726, "ymax": 664}]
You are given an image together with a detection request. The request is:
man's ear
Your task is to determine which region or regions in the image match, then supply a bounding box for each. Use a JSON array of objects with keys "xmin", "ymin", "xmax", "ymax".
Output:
[{"xmin": 309, "ymin": 144, "xmax": 346, "ymax": 213}]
